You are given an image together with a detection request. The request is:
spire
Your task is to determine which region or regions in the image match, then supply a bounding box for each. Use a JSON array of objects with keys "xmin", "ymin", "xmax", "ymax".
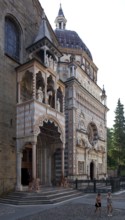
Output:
[
  {"xmin": 102, "ymin": 85, "xmax": 106, "ymax": 95},
  {"xmin": 34, "ymin": 10, "xmax": 52, "ymax": 43},
  {"xmin": 101, "ymin": 85, "xmax": 107, "ymax": 106},
  {"xmin": 58, "ymin": 4, "xmax": 64, "ymax": 17},
  {"xmin": 55, "ymin": 4, "xmax": 67, "ymax": 30}
]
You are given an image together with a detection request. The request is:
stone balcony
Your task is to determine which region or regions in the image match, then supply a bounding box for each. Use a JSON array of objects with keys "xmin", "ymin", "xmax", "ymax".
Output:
[{"xmin": 16, "ymin": 99, "xmax": 65, "ymax": 139}]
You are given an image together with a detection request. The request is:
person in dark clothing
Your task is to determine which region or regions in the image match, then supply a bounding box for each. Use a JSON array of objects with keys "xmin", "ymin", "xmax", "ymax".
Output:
[{"xmin": 95, "ymin": 193, "xmax": 101, "ymax": 215}]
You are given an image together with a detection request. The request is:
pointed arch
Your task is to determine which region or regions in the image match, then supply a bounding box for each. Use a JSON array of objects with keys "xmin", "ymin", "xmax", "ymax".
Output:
[{"xmin": 33, "ymin": 114, "xmax": 65, "ymax": 143}]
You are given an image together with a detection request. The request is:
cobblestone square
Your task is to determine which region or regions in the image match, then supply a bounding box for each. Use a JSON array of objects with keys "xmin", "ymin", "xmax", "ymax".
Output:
[
  {"xmin": 17, "ymin": 204, "xmax": 125, "ymax": 220},
  {"xmin": 0, "ymin": 192, "xmax": 125, "ymax": 220}
]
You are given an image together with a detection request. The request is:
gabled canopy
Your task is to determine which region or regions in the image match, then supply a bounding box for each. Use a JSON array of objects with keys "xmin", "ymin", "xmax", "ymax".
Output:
[
  {"xmin": 27, "ymin": 10, "xmax": 62, "ymax": 59},
  {"xmin": 34, "ymin": 11, "xmax": 52, "ymax": 43}
]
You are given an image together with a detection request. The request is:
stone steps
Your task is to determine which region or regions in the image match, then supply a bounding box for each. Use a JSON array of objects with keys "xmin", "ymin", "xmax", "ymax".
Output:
[{"xmin": 0, "ymin": 187, "xmax": 83, "ymax": 205}]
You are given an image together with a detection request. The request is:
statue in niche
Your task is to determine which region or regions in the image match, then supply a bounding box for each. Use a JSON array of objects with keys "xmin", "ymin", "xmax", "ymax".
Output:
[
  {"xmin": 49, "ymin": 56, "xmax": 53, "ymax": 68},
  {"xmin": 76, "ymin": 134, "xmax": 82, "ymax": 146},
  {"xmin": 37, "ymin": 87, "xmax": 43, "ymax": 102},
  {"xmin": 56, "ymin": 98, "xmax": 61, "ymax": 111},
  {"xmin": 79, "ymin": 120, "xmax": 85, "ymax": 131}
]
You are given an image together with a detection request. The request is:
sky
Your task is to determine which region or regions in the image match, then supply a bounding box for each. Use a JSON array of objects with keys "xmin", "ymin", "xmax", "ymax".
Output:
[{"xmin": 39, "ymin": 0, "xmax": 125, "ymax": 128}]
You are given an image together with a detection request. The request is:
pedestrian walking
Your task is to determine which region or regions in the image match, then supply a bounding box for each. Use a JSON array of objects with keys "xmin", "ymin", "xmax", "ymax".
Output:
[
  {"xmin": 107, "ymin": 192, "xmax": 113, "ymax": 216},
  {"xmin": 95, "ymin": 193, "xmax": 101, "ymax": 215}
]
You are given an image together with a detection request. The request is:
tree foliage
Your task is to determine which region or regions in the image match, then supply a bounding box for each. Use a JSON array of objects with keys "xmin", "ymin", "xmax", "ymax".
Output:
[
  {"xmin": 107, "ymin": 128, "xmax": 116, "ymax": 169},
  {"xmin": 107, "ymin": 99, "xmax": 125, "ymax": 175}
]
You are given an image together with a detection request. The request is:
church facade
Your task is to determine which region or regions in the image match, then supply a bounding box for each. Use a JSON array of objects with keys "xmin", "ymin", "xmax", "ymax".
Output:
[{"xmin": 0, "ymin": 0, "xmax": 108, "ymax": 193}]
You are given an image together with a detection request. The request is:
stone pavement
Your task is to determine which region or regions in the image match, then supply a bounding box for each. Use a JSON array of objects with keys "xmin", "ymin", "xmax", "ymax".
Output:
[{"xmin": 0, "ymin": 191, "xmax": 125, "ymax": 220}]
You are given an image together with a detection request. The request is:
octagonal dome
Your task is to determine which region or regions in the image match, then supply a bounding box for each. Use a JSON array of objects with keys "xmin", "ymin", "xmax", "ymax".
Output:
[
  {"xmin": 55, "ymin": 29, "xmax": 93, "ymax": 60},
  {"xmin": 54, "ymin": 4, "xmax": 93, "ymax": 60}
]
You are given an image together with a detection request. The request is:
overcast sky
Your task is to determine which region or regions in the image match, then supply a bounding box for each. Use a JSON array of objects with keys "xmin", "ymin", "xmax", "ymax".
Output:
[{"xmin": 39, "ymin": 0, "xmax": 125, "ymax": 128}]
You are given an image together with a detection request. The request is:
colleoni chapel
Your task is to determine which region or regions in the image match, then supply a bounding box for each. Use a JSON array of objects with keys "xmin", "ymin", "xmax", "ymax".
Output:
[{"xmin": 0, "ymin": 0, "xmax": 108, "ymax": 193}]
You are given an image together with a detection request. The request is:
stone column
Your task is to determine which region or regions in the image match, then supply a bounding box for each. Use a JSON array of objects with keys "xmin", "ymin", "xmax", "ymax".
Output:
[
  {"xmin": 18, "ymin": 82, "xmax": 21, "ymax": 103},
  {"xmin": 32, "ymin": 142, "xmax": 36, "ymax": 179},
  {"xmin": 88, "ymin": 159, "xmax": 90, "ymax": 179},
  {"xmin": 102, "ymin": 152, "xmax": 106, "ymax": 174},
  {"xmin": 55, "ymin": 90, "xmax": 57, "ymax": 110},
  {"xmin": 40, "ymin": 149, "xmax": 43, "ymax": 183},
  {"xmin": 44, "ymin": 148, "xmax": 47, "ymax": 184},
  {"xmin": 72, "ymin": 66, "xmax": 75, "ymax": 76},
  {"xmin": 61, "ymin": 22, "xmax": 63, "ymax": 29},
  {"xmin": 87, "ymin": 165, "xmax": 89, "ymax": 179},
  {"xmin": 95, "ymin": 161, "xmax": 98, "ymax": 179},
  {"xmin": 16, "ymin": 151, "xmax": 22, "ymax": 191},
  {"xmin": 61, "ymin": 146, "xmax": 65, "ymax": 178},
  {"xmin": 45, "ymin": 74, "xmax": 47, "ymax": 104},
  {"xmin": 44, "ymin": 47, "xmax": 46, "ymax": 66},
  {"xmin": 62, "ymin": 95, "xmax": 64, "ymax": 113},
  {"xmin": 32, "ymin": 72, "xmax": 36, "ymax": 100},
  {"xmin": 48, "ymin": 154, "xmax": 51, "ymax": 185},
  {"xmin": 85, "ymin": 149, "xmax": 88, "ymax": 175}
]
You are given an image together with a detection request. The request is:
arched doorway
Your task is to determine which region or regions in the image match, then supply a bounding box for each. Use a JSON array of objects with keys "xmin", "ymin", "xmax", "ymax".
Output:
[
  {"xmin": 36, "ymin": 120, "xmax": 63, "ymax": 185},
  {"xmin": 90, "ymin": 161, "xmax": 94, "ymax": 180},
  {"xmin": 20, "ymin": 116, "xmax": 64, "ymax": 187}
]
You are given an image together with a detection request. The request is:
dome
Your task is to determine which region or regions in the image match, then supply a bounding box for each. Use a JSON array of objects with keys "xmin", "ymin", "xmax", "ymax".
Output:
[
  {"xmin": 55, "ymin": 5, "xmax": 93, "ymax": 60},
  {"xmin": 55, "ymin": 29, "xmax": 93, "ymax": 60}
]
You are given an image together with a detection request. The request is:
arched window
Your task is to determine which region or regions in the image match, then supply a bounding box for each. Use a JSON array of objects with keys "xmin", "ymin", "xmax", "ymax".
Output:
[
  {"xmin": 87, "ymin": 122, "xmax": 98, "ymax": 146},
  {"xmin": 5, "ymin": 17, "xmax": 20, "ymax": 61}
]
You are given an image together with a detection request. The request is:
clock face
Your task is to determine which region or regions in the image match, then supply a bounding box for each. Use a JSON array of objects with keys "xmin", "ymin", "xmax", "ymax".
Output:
[{"xmin": 87, "ymin": 123, "xmax": 98, "ymax": 146}]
